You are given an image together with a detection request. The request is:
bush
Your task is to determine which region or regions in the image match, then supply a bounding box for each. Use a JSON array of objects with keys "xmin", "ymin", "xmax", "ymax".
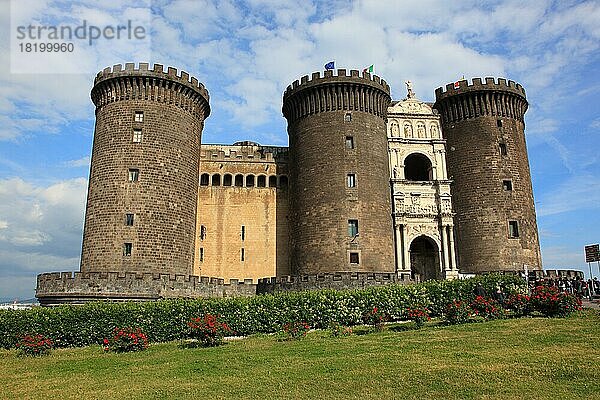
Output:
[
  {"xmin": 504, "ymin": 293, "xmax": 531, "ymax": 317},
  {"xmin": 186, "ymin": 314, "xmax": 232, "ymax": 347},
  {"xmin": 103, "ymin": 327, "xmax": 148, "ymax": 353},
  {"xmin": 280, "ymin": 322, "xmax": 310, "ymax": 340},
  {"xmin": 470, "ymin": 296, "xmax": 505, "ymax": 320},
  {"xmin": 444, "ymin": 300, "xmax": 472, "ymax": 325},
  {"xmin": 0, "ymin": 274, "xmax": 527, "ymax": 349},
  {"xmin": 329, "ymin": 322, "xmax": 353, "ymax": 337},
  {"xmin": 16, "ymin": 334, "xmax": 53, "ymax": 357},
  {"xmin": 529, "ymin": 286, "xmax": 582, "ymax": 317},
  {"xmin": 406, "ymin": 306, "xmax": 431, "ymax": 328},
  {"xmin": 362, "ymin": 307, "xmax": 387, "ymax": 331}
]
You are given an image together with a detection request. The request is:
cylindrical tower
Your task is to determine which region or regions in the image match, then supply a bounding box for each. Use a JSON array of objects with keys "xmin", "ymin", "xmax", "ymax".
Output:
[
  {"xmin": 434, "ymin": 77, "xmax": 541, "ymax": 273},
  {"xmin": 282, "ymin": 69, "xmax": 395, "ymax": 275},
  {"xmin": 81, "ymin": 63, "xmax": 210, "ymax": 275}
]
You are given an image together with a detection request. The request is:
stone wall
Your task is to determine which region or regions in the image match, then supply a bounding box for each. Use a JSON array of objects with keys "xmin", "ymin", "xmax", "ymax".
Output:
[{"xmin": 195, "ymin": 143, "xmax": 290, "ymax": 281}]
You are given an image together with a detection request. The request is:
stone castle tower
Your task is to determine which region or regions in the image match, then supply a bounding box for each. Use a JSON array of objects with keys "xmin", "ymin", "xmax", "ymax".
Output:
[
  {"xmin": 81, "ymin": 63, "xmax": 210, "ymax": 275},
  {"xmin": 434, "ymin": 78, "xmax": 541, "ymax": 273},
  {"xmin": 282, "ymin": 70, "xmax": 395, "ymax": 275}
]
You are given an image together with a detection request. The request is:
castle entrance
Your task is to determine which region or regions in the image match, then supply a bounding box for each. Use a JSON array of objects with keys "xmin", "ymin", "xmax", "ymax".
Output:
[{"xmin": 409, "ymin": 236, "xmax": 440, "ymax": 282}]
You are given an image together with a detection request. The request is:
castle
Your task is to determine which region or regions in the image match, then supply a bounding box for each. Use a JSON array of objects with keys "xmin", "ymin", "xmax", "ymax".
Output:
[{"xmin": 36, "ymin": 63, "xmax": 546, "ymax": 305}]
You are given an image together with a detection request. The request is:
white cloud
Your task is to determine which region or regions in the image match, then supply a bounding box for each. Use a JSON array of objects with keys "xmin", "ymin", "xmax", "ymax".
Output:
[
  {"xmin": 537, "ymin": 175, "xmax": 600, "ymax": 217},
  {"xmin": 0, "ymin": 177, "xmax": 87, "ymax": 297},
  {"xmin": 64, "ymin": 156, "xmax": 91, "ymax": 168}
]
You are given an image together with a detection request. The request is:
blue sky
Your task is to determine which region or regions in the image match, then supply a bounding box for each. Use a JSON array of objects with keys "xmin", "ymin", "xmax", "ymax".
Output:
[{"xmin": 0, "ymin": 0, "xmax": 599, "ymax": 300}]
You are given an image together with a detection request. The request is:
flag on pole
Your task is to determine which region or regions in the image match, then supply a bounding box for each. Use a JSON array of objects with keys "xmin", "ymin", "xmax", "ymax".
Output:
[
  {"xmin": 363, "ymin": 64, "xmax": 374, "ymax": 74},
  {"xmin": 324, "ymin": 61, "xmax": 335, "ymax": 70},
  {"xmin": 454, "ymin": 76, "xmax": 465, "ymax": 89}
]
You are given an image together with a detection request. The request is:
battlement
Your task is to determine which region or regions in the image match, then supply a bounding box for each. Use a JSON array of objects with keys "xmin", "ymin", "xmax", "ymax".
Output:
[
  {"xmin": 200, "ymin": 143, "xmax": 289, "ymax": 163},
  {"xmin": 257, "ymin": 272, "xmax": 407, "ymax": 293},
  {"xmin": 94, "ymin": 63, "xmax": 209, "ymax": 99},
  {"xmin": 282, "ymin": 69, "xmax": 392, "ymax": 123},
  {"xmin": 91, "ymin": 63, "xmax": 210, "ymax": 118},
  {"xmin": 36, "ymin": 271, "xmax": 257, "ymax": 305},
  {"xmin": 284, "ymin": 68, "xmax": 390, "ymax": 98},
  {"xmin": 435, "ymin": 77, "xmax": 526, "ymax": 101}
]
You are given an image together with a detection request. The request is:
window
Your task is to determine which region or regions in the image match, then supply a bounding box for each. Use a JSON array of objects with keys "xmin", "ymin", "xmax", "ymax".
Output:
[
  {"xmin": 344, "ymin": 112, "xmax": 352, "ymax": 122},
  {"xmin": 134, "ymin": 111, "xmax": 144, "ymax": 122},
  {"xmin": 345, "ymin": 136, "xmax": 354, "ymax": 149},
  {"xmin": 508, "ymin": 221, "xmax": 519, "ymax": 238},
  {"xmin": 499, "ymin": 142, "xmax": 508, "ymax": 156},
  {"xmin": 347, "ymin": 173, "xmax": 356, "ymax": 188},
  {"xmin": 128, "ymin": 169, "xmax": 139, "ymax": 182},
  {"xmin": 241, "ymin": 225, "xmax": 245, "ymax": 241},
  {"xmin": 404, "ymin": 153, "xmax": 433, "ymax": 181},
  {"xmin": 125, "ymin": 213, "xmax": 134, "ymax": 226},
  {"xmin": 132, "ymin": 129, "xmax": 143, "ymax": 143},
  {"xmin": 348, "ymin": 219, "xmax": 359, "ymax": 237},
  {"xmin": 223, "ymin": 174, "xmax": 232, "ymax": 186},
  {"xmin": 257, "ymin": 175, "xmax": 266, "ymax": 187},
  {"xmin": 246, "ymin": 175, "xmax": 255, "ymax": 187},
  {"xmin": 241, "ymin": 248, "xmax": 245, "ymax": 262},
  {"xmin": 349, "ymin": 252, "xmax": 360, "ymax": 264},
  {"xmin": 503, "ymin": 180, "xmax": 513, "ymax": 191},
  {"xmin": 123, "ymin": 243, "xmax": 132, "ymax": 256},
  {"xmin": 497, "ymin": 119, "xmax": 502, "ymax": 128},
  {"xmin": 200, "ymin": 225, "xmax": 206, "ymax": 240},
  {"xmin": 235, "ymin": 174, "xmax": 244, "ymax": 187},
  {"xmin": 269, "ymin": 175, "xmax": 277, "ymax": 187},
  {"xmin": 279, "ymin": 175, "xmax": 288, "ymax": 189},
  {"xmin": 211, "ymin": 174, "xmax": 221, "ymax": 186},
  {"xmin": 199, "ymin": 248, "xmax": 204, "ymax": 262},
  {"xmin": 200, "ymin": 173, "xmax": 209, "ymax": 186}
]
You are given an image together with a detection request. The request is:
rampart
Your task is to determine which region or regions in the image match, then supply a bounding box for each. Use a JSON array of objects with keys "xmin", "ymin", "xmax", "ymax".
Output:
[
  {"xmin": 91, "ymin": 63, "xmax": 210, "ymax": 119},
  {"xmin": 257, "ymin": 272, "xmax": 409, "ymax": 293},
  {"xmin": 36, "ymin": 271, "xmax": 256, "ymax": 305},
  {"xmin": 282, "ymin": 69, "xmax": 390, "ymax": 123}
]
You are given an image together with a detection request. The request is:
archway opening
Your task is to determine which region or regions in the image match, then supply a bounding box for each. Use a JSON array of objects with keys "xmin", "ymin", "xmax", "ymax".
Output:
[
  {"xmin": 404, "ymin": 153, "xmax": 433, "ymax": 181},
  {"xmin": 409, "ymin": 235, "xmax": 439, "ymax": 282}
]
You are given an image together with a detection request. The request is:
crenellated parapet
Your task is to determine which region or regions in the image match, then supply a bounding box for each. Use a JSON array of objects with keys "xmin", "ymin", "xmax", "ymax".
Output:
[
  {"xmin": 36, "ymin": 271, "xmax": 256, "ymax": 305},
  {"xmin": 257, "ymin": 272, "xmax": 408, "ymax": 293},
  {"xmin": 200, "ymin": 145, "xmax": 289, "ymax": 163},
  {"xmin": 282, "ymin": 69, "xmax": 391, "ymax": 123},
  {"xmin": 434, "ymin": 77, "xmax": 527, "ymax": 123},
  {"xmin": 91, "ymin": 63, "xmax": 210, "ymax": 119}
]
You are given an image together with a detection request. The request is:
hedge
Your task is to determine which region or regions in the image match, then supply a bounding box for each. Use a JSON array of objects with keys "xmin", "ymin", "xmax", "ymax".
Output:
[{"xmin": 0, "ymin": 274, "xmax": 525, "ymax": 349}]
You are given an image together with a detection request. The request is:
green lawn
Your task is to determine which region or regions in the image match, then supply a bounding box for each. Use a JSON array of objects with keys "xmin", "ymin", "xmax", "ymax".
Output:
[{"xmin": 2, "ymin": 310, "xmax": 600, "ymax": 400}]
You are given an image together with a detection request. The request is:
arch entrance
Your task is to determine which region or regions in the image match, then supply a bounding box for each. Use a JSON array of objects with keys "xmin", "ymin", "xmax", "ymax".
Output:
[{"xmin": 409, "ymin": 235, "xmax": 440, "ymax": 282}]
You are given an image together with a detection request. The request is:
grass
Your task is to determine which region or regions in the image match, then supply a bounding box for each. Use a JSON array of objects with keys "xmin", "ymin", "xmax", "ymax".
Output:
[{"xmin": 2, "ymin": 310, "xmax": 600, "ymax": 400}]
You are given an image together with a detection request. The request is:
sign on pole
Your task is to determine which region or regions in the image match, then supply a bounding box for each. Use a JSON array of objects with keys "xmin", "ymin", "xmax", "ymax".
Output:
[{"xmin": 585, "ymin": 244, "xmax": 600, "ymax": 263}]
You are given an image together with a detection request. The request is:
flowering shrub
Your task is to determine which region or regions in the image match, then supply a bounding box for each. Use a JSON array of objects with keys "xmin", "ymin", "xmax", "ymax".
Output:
[
  {"xmin": 16, "ymin": 334, "xmax": 53, "ymax": 357},
  {"xmin": 530, "ymin": 286, "xmax": 582, "ymax": 317},
  {"xmin": 504, "ymin": 293, "xmax": 531, "ymax": 317},
  {"xmin": 0, "ymin": 274, "xmax": 527, "ymax": 349},
  {"xmin": 103, "ymin": 327, "xmax": 148, "ymax": 353},
  {"xmin": 280, "ymin": 322, "xmax": 310, "ymax": 340},
  {"xmin": 444, "ymin": 300, "xmax": 472, "ymax": 325},
  {"xmin": 406, "ymin": 306, "xmax": 431, "ymax": 328},
  {"xmin": 329, "ymin": 322, "xmax": 353, "ymax": 337},
  {"xmin": 187, "ymin": 314, "xmax": 232, "ymax": 347},
  {"xmin": 362, "ymin": 307, "xmax": 387, "ymax": 331},
  {"xmin": 470, "ymin": 296, "xmax": 504, "ymax": 320}
]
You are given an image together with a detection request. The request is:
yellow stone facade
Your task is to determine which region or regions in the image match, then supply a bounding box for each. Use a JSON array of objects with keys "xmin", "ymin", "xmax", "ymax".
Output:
[{"xmin": 193, "ymin": 142, "xmax": 290, "ymax": 281}]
